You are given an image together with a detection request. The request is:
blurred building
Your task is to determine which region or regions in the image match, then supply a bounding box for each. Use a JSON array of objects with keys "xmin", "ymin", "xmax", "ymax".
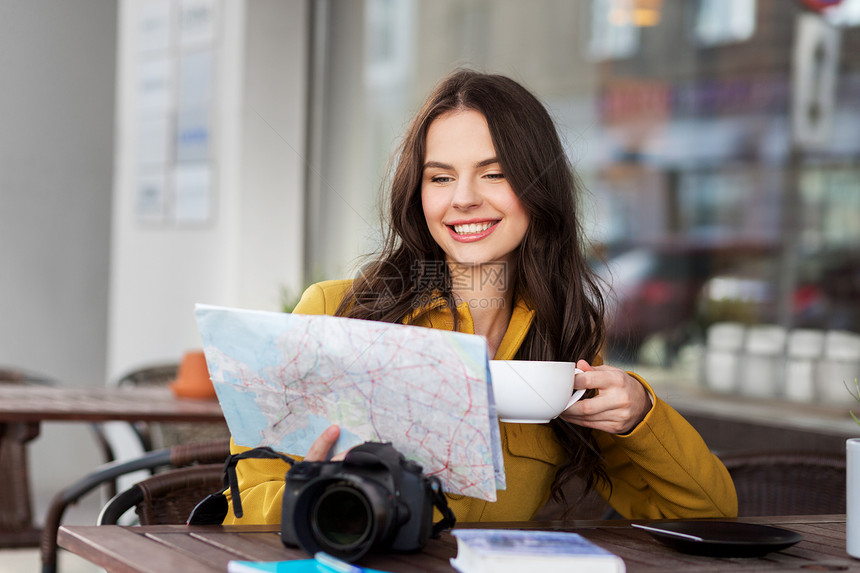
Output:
[{"xmin": 311, "ymin": 0, "xmax": 860, "ymax": 384}]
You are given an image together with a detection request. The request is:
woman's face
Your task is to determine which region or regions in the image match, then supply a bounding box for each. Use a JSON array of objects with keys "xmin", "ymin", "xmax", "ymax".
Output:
[{"xmin": 420, "ymin": 110, "xmax": 529, "ymax": 269}]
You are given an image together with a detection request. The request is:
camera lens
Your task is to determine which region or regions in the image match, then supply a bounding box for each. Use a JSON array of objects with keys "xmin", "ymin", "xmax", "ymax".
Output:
[
  {"xmin": 311, "ymin": 485, "xmax": 373, "ymax": 550},
  {"xmin": 291, "ymin": 475, "xmax": 394, "ymax": 561}
]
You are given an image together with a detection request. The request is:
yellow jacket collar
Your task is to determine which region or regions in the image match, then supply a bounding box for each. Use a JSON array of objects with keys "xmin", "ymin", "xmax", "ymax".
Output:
[{"xmin": 404, "ymin": 293, "xmax": 535, "ymax": 360}]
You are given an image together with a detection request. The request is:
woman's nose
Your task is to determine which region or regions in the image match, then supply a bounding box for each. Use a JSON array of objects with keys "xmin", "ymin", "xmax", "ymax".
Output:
[{"xmin": 451, "ymin": 179, "xmax": 481, "ymax": 209}]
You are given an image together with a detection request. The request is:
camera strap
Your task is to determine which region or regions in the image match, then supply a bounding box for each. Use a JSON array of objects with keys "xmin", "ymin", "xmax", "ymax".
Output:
[
  {"xmin": 222, "ymin": 446, "xmax": 295, "ymax": 519},
  {"xmin": 186, "ymin": 446, "xmax": 295, "ymax": 525},
  {"xmin": 427, "ymin": 476, "xmax": 457, "ymax": 537}
]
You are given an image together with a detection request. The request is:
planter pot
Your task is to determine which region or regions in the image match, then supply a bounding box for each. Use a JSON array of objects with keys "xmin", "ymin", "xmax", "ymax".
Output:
[
  {"xmin": 169, "ymin": 350, "xmax": 216, "ymax": 399},
  {"xmin": 848, "ymin": 438, "xmax": 860, "ymax": 558}
]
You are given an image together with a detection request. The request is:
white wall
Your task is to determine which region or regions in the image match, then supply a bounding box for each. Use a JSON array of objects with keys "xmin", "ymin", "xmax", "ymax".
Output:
[
  {"xmin": 0, "ymin": 0, "xmax": 117, "ymax": 521},
  {"xmin": 238, "ymin": 0, "xmax": 309, "ymax": 309},
  {"xmin": 306, "ymin": 0, "xmax": 377, "ymax": 282},
  {"xmin": 0, "ymin": 1, "xmax": 115, "ymax": 387},
  {"xmin": 108, "ymin": 0, "xmax": 309, "ymax": 381}
]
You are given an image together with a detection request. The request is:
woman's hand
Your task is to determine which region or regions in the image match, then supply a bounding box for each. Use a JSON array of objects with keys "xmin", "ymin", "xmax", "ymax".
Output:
[
  {"xmin": 304, "ymin": 424, "xmax": 347, "ymax": 461},
  {"xmin": 558, "ymin": 359, "xmax": 651, "ymax": 435}
]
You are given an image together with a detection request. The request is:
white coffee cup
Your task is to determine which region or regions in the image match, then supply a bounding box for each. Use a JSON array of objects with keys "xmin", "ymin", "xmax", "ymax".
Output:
[{"xmin": 489, "ymin": 360, "xmax": 586, "ymax": 423}]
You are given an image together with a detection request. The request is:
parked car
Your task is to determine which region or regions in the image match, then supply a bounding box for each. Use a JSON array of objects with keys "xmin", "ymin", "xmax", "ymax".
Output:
[
  {"xmin": 698, "ymin": 250, "xmax": 860, "ymax": 333},
  {"xmin": 593, "ymin": 241, "xmax": 783, "ymax": 364},
  {"xmin": 594, "ymin": 245, "xmax": 715, "ymax": 363}
]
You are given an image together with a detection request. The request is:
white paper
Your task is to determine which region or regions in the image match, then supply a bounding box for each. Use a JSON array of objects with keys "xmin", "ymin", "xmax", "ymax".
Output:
[
  {"xmin": 179, "ymin": 0, "xmax": 219, "ymax": 48},
  {"xmin": 137, "ymin": 115, "xmax": 171, "ymax": 167},
  {"xmin": 175, "ymin": 105, "xmax": 211, "ymax": 162},
  {"xmin": 138, "ymin": 0, "xmax": 172, "ymax": 54},
  {"xmin": 173, "ymin": 163, "xmax": 212, "ymax": 223},
  {"xmin": 135, "ymin": 170, "xmax": 168, "ymax": 223},
  {"xmin": 178, "ymin": 49, "xmax": 214, "ymax": 106}
]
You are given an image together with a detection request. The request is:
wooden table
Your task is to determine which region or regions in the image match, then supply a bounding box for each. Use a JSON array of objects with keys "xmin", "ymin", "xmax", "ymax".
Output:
[
  {"xmin": 0, "ymin": 385, "xmax": 224, "ymax": 548},
  {"xmin": 59, "ymin": 515, "xmax": 860, "ymax": 572}
]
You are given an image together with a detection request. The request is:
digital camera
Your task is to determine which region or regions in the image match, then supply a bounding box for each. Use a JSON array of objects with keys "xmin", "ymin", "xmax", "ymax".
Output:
[{"xmin": 280, "ymin": 442, "xmax": 449, "ymax": 562}]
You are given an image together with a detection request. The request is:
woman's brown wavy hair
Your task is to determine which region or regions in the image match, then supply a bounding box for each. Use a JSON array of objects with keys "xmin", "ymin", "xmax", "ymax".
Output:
[{"xmin": 335, "ymin": 69, "xmax": 609, "ymax": 512}]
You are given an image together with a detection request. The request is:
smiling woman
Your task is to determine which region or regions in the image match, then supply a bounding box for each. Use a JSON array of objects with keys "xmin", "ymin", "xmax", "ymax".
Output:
[
  {"xmin": 421, "ymin": 110, "xmax": 530, "ymax": 270},
  {"xmin": 224, "ymin": 69, "xmax": 737, "ymax": 527}
]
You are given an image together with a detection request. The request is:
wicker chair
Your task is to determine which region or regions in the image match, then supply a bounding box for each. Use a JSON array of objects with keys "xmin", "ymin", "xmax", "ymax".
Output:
[
  {"xmin": 91, "ymin": 362, "xmax": 230, "ymax": 498},
  {"xmin": 41, "ymin": 439, "xmax": 230, "ymax": 573},
  {"xmin": 102, "ymin": 363, "xmax": 182, "ymax": 452},
  {"xmin": 117, "ymin": 362, "xmax": 229, "ymax": 448},
  {"xmin": 0, "ymin": 367, "xmax": 53, "ymax": 385},
  {"xmin": 98, "ymin": 463, "xmax": 225, "ymax": 525},
  {"xmin": 719, "ymin": 450, "xmax": 846, "ymax": 516}
]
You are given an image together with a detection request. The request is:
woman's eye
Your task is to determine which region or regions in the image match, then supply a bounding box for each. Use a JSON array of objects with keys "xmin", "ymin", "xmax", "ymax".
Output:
[
  {"xmin": 485, "ymin": 172, "xmax": 505, "ymax": 180},
  {"xmin": 431, "ymin": 175, "xmax": 453, "ymax": 183}
]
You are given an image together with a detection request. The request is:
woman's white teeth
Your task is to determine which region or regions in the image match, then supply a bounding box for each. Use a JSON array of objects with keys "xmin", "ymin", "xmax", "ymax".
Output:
[{"xmin": 453, "ymin": 222, "xmax": 493, "ymax": 234}]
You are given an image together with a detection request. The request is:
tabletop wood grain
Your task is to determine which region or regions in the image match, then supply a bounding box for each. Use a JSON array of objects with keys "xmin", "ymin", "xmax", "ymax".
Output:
[
  {"xmin": 0, "ymin": 385, "xmax": 223, "ymax": 422},
  {"xmin": 59, "ymin": 515, "xmax": 860, "ymax": 573}
]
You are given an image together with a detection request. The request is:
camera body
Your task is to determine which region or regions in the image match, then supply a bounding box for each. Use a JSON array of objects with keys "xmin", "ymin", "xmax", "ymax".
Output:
[{"xmin": 281, "ymin": 442, "xmax": 436, "ymax": 562}]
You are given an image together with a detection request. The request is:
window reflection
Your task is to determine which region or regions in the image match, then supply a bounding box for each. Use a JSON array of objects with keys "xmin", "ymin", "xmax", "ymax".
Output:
[
  {"xmin": 589, "ymin": 0, "xmax": 641, "ymax": 60},
  {"xmin": 694, "ymin": 0, "xmax": 756, "ymax": 47},
  {"xmin": 313, "ymin": 0, "xmax": 860, "ymax": 401},
  {"xmin": 823, "ymin": 0, "xmax": 860, "ymax": 27}
]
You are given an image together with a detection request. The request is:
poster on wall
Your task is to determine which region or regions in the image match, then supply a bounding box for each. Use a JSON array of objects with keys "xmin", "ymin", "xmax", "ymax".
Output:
[
  {"xmin": 175, "ymin": 49, "xmax": 214, "ymax": 163},
  {"xmin": 134, "ymin": 0, "xmax": 219, "ymax": 226}
]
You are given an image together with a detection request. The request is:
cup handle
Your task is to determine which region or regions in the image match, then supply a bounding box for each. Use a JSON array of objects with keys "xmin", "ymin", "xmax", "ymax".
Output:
[{"xmin": 563, "ymin": 368, "xmax": 586, "ymax": 410}]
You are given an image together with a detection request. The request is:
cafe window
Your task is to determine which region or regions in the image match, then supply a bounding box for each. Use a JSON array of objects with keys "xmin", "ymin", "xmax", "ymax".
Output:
[
  {"xmin": 309, "ymin": 0, "xmax": 860, "ymax": 396},
  {"xmin": 801, "ymin": 166, "xmax": 860, "ymax": 251}
]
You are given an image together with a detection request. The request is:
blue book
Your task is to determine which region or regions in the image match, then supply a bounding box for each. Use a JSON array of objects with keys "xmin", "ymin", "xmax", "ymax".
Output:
[
  {"xmin": 450, "ymin": 529, "xmax": 625, "ymax": 573},
  {"xmin": 227, "ymin": 558, "xmax": 392, "ymax": 573}
]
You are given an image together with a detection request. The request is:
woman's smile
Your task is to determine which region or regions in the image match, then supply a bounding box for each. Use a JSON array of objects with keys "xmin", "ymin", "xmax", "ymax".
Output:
[{"xmin": 447, "ymin": 219, "xmax": 500, "ymax": 241}]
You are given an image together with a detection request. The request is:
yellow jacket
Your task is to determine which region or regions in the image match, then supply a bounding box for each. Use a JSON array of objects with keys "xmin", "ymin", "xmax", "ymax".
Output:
[{"xmin": 224, "ymin": 279, "xmax": 737, "ymax": 524}]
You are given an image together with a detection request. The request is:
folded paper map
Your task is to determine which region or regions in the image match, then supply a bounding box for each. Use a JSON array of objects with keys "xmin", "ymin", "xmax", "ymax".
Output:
[{"xmin": 195, "ymin": 304, "xmax": 505, "ymax": 501}]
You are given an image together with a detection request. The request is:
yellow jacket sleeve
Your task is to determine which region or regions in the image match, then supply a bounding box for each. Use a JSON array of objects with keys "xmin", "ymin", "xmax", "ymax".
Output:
[{"xmin": 593, "ymin": 373, "xmax": 738, "ymax": 519}]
